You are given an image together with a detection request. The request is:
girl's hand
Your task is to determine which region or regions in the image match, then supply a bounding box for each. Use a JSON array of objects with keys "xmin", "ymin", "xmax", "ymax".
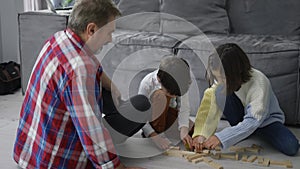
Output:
[
  {"xmin": 203, "ymin": 135, "xmax": 221, "ymax": 149},
  {"xmin": 192, "ymin": 135, "xmax": 206, "ymax": 152}
]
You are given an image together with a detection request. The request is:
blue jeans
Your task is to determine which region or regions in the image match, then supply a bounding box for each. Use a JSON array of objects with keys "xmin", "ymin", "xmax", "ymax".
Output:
[{"xmin": 223, "ymin": 93, "xmax": 299, "ymax": 156}]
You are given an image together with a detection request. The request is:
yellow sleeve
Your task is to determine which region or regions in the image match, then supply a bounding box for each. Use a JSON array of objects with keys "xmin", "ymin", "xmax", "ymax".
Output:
[{"xmin": 192, "ymin": 85, "xmax": 222, "ymax": 139}]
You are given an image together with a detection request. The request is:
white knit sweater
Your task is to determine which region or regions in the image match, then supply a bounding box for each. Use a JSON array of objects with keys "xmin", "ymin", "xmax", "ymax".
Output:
[{"xmin": 215, "ymin": 68, "xmax": 285, "ymax": 149}]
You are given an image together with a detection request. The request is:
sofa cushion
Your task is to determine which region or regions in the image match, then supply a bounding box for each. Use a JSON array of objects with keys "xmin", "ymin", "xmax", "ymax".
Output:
[
  {"xmin": 228, "ymin": 0, "xmax": 300, "ymax": 35},
  {"xmin": 116, "ymin": 0, "xmax": 160, "ymax": 32},
  {"xmin": 160, "ymin": 0, "xmax": 230, "ymax": 35}
]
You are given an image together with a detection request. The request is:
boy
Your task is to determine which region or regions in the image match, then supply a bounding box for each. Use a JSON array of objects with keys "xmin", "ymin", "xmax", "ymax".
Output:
[{"xmin": 138, "ymin": 56, "xmax": 193, "ymax": 150}]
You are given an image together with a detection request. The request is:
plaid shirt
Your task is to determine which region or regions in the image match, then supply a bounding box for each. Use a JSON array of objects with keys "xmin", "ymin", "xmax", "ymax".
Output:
[{"xmin": 13, "ymin": 29, "xmax": 120, "ymax": 169}]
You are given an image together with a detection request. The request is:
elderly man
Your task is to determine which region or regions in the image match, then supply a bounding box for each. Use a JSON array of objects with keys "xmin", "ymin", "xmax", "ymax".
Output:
[{"xmin": 13, "ymin": 0, "xmax": 149, "ymax": 168}]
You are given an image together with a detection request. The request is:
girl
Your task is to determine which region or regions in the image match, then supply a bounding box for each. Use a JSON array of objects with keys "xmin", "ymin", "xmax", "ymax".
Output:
[{"xmin": 193, "ymin": 43, "xmax": 299, "ymax": 156}]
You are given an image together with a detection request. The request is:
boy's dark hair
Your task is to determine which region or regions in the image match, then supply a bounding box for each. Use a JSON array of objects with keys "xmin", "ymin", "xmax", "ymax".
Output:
[
  {"xmin": 157, "ymin": 56, "xmax": 191, "ymax": 96},
  {"xmin": 68, "ymin": 0, "xmax": 121, "ymax": 35},
  {"xmin": 207, "ymin": 43, "xmax": 252, "ymax": 95}
]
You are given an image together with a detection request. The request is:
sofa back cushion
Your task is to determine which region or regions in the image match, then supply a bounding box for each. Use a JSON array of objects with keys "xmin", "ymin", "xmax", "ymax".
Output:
[
  {"xmin": 228, "ymin": 0, "xmax": 300, "ymax": 35},
  {"xmin": 160, "ymin": 0, "xmax": 230, "ymax": 35},
  {"xmin": 116, "ymin": 0, "xmax": 160, "ymax": 32}
]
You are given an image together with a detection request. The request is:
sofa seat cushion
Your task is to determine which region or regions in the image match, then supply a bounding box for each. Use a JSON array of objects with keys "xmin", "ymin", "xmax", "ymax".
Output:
[{"xmin": 111, "ymin": 29, "xmax": 187, "ymax": 48}]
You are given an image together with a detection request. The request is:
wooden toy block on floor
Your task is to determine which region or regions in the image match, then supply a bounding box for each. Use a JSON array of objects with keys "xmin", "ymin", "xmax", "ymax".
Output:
[
  {"xmin": 230, "ymin": 144, "xmax": 263, "ymax": 153},
  {"xmin": 186, "ymin": 153, "xmax": 205, "ymax": 162},
  {"xmin": 202, "ymin": 149, "xmax": 210, "ymax": 154},
  {"xmin": 169, "ymin": 146, "xmax": 180, "ymax": 150},
  {"xmin": 230, "ymin": 146, "xmax": 245, "ymax": 152},
  {"xmin": 245, "ymin": 144, "xmax": 263, "ymax": 153},
  {"xmin": 191, "ymin": 157, "xmax": 203, "ymax": 164},
  {"xmin": 245, "ymin": 147, "xmax": 260, "ymax": 153},
  {"xmin": 270, "ymin": 160, "xmax": 293, "ymax": 168},
  {"xmin": 164, "ymin": 149, "xmax": 195, "ymax": 157},
  {"xmin": 241, "ymin": 155, "xmax": 248, "ymax": 162},
  {"xmin": 247, "ymin": 155, "xmax": 257, "ymax": 163},
  {"xmin": 211, "ymin": 153, "xmax": 221, "ymax": 160},
  {"xmin": 214, "ymin": 146, "xmax": 221, "ymax": 151},
  {"xmin": 220, "ymin": 153, "xmax": 239, "ymax": 160},
  {"xmin": 262, "ymin": 158, "xmax": 270, "ymax": 167},
  {"xmin": 257, "ymin": 156, "xmax": 264, "ymax": 164}
]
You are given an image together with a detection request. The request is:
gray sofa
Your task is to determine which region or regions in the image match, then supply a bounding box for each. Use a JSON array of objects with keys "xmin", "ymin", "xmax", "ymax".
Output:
[
  {"xmin": 18, "ymin": 0, "xmax": 300, "ymax": 125},
  {"xmin": 103, "ymin": 0, "xmax": 300, "ymax": 125}
]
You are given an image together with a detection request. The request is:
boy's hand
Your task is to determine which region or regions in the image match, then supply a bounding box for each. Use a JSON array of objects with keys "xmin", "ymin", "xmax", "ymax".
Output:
[
  {"xmin": 180, "ymin": 126, "xmax": 193, "ymax": 150},
  {"xmin": 192, "ymin": 135, "xmax": 206, "ymax": 152},
  {"xmin": 203, "ymin": 135, "xmax": 221, "ymax": 149},
  {"xmin": 150, "ymin": 132, "xmax": 171, "ymax": 150}
]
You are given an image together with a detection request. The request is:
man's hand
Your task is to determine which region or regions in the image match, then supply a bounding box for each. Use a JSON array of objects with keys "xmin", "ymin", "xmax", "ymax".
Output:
[
  {"xmin": 180, "ymin": 126, "xmax": 193, "ymax": 150},
  {"xmin": 203, "ymin": 135, "xmax": 221, "ymax": 149},
  {"xmin": 192, "ymin": 135, "xmax": 206, "ymax": 152},
  {"xmin": 149, "ymin": 132, "xmax": 171, "ymax": 150},
  {"xmin": 101, "ymin": 72, "xmax": 122, "ymax": 107},
  {"xmin": 111, "ymin": 83, "xmax": 121, "ymax": 107}
]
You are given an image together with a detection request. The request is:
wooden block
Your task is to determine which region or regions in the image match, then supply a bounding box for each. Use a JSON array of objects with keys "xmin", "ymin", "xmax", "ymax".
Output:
[
  {"xmin": 220, "ymin": 153, "xmax": 239, "ymax": 160},
  {"xmin": 165, "ymin": 149, "xmax": 195, "ymax": 157},
  {"xmin": 235, "ymin": 153, "xmax": 239, "ymax": 161},
  {"xmin": 187, "ymin": 154, "xmax": 205, "ymax": 161},
  {"xmin": 262, "ymin": 158, "xmax": 270, "ymax": 167},
  {"xmin": 203, "ymin": 157, "xmax": 213, "ymax": 163},
  {"xmin": 245, "ymin": 147, "xmax": 260, "ymax": 153},
  {"xmin": 169, "ymin": 146, "xmax": 180, "ymax": 150},
  {"xmin": 203, "ymin": 157, "xmax": 223, "ymax": 169},
  {"xmin": 202, "ymin": 149, "xmax": 210, "ymax": 154},
  {"xmin": 257, "ymin": 156, "xmax": 263, "ymax": 164},
  {"xmin": 241, "ymin": 155, "xmax": 248, "ymax": 162},
  {"xmin": 211, "ymin": 153, "xmax": 221, "ymax": 160},
  {"xmin": 230, "ymin": 146, "xmax": 245, "ymax": 152},
  {"xmin": 247, "ymin": 155, "xmax": 257, "ymax": 163},
  {"xmin": 270, "ymin": 160, "xmax": 293, "ymax": 168},
  {"xmin": 214, "ymin": 146, "xmax": 221, "ymax": 151},
  {"xmin": 191, "ymin": 157, "xmax": 203, "ymax": 164}
]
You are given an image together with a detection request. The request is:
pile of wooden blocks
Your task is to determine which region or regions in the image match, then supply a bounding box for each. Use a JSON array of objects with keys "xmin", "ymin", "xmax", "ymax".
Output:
[
  {"xmin": 230, "ymin": 144, "xmax": 292, "ymax": 168},
  {"xmin": 164, "ymin": 146, "xmax": 223, "ymax": 169},
  {"xmin": 164, "ymin": 144, "xmax": 293, "ymax": 169}
]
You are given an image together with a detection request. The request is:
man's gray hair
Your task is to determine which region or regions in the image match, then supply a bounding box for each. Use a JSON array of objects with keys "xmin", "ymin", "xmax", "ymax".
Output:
[{"xmin": 68, "ymin": 0, "xmax": 121, "ymax": 35}]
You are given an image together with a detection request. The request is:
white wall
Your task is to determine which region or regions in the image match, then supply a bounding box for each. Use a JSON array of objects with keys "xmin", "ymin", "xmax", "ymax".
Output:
[{"xmin": 0, "ymin": 0, "xmax": 24, "ymax": 63}]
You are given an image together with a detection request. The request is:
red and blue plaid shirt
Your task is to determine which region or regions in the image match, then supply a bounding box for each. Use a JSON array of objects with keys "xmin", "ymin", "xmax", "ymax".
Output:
[{"xmin": 13, "ymin": 29, "xmax": 120, "ymax": 169}]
